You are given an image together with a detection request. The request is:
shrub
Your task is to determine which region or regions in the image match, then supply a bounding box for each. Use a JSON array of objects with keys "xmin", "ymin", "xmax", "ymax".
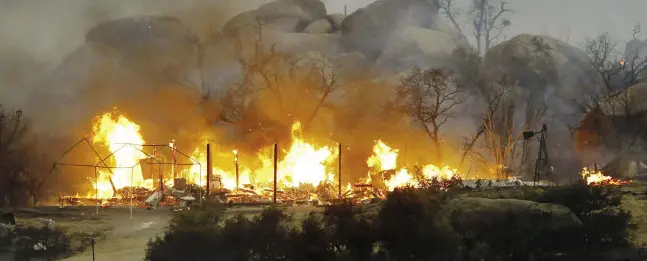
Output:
[
  {"xmin": 13, "ymin": 226, "xmax": 71, "ymax": 261},
  {"xmin": 377, "ymin": 187, "xmax": 458, "ymax": 261},
  {"xmin": 535, "ymin": 182, "xmax": 635, "ymax": 256}
]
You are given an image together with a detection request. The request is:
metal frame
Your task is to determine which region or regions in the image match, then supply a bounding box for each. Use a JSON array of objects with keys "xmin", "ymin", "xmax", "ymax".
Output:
[{"xmin": 50, "ymin": 138, "xmax": 203, "ymax": 219}]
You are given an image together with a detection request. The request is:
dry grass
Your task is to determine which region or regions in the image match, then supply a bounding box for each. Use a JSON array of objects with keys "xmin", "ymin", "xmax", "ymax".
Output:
[
  {"xmin": 620, "ymin": 182, "xmax": 647, "ymax": 246},
  {"xmin": 14, "ymin": 208, "xmax": 113, "ymax": 253}
]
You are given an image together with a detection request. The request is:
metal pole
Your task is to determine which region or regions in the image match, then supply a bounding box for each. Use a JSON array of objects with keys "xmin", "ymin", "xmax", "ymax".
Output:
[
  {"xmin": 273, "ymin": 143, "xmax": 278, "ymax": 204},
  {"xmin": 206, "ymin": 144, "xmax": 212, "ymax": 197},
  {"xmin": 85, "ymin": 237, "xmax": 95, "ymax": 261},
  {"xmin": 338, "ymin": 143, "xmax": 342, "ymax": 199},
  {"xmin": 95, "ymin": 167, "xmax": 99, "ymax": 216},
  {"xmin": 130, "ymin": 167, "xmax": 133, "ymax": 220}
]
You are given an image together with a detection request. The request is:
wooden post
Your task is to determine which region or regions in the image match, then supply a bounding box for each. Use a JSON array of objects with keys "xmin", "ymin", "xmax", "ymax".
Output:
[
  {"xmin": 273, "ymin": 144, "xmax": 278, "ymax": 204},
  {"xmin": 206, "ymin": 144, "xmax": 212, "ymax": 196},
  {"xmin": 338, "ymin": 143, "xmax": 342, "ymax": 199}
]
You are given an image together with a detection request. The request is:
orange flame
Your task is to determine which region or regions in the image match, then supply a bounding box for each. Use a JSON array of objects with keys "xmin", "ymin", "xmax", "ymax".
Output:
[{"xmin": 90, "ymin": 112, "xmax": 148, "ymax": 199}]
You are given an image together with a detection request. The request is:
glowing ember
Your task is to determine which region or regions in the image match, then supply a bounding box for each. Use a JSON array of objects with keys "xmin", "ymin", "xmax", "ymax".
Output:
[
  {"xmin": 91, "ymin": 112, "xmax": 148, "ymax": 199},
  {"xmin": 580, "ymin": 167, "xmax": 631, "ymax": 185}
]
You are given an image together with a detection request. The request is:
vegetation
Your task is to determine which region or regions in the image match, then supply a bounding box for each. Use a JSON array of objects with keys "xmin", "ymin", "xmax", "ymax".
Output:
[{"xmin": 145, "ymin": 182, "xmax": 635, "ymax": 261}]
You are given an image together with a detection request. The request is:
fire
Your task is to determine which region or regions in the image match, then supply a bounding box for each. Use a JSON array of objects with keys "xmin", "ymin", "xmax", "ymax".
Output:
[
  {"xmin": 90, "ymin": 112, "xmax": 148, "ymax": 198},
  {"xmin": 185, "ymin": 122, "xmax": 335, "ymax": 191},
  {"xmin": 367, "ymin": 140, "xmax": 457, "ymax": 191},
  {"xmin": 580, "ymin": 167, "xmax": 631, "ymax": 185},
  {"xmin": 257, "ymin": 122, "xmax": 336, "ymax": 188}
]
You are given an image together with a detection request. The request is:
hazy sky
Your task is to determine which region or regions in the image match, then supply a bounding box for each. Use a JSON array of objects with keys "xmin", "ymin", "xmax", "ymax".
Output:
[{"xmin": 1, "ymin": 0, "xmax": 646, "ymax": 71}]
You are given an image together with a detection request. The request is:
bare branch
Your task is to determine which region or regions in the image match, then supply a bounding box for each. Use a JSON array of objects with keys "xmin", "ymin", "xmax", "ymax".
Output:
[{"xmin": 397, "ymin": 68, "xmax": 468, "ymax": 163}]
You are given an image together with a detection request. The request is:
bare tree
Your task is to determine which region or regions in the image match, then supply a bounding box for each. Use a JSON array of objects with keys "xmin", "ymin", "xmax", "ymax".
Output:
[
  {"xmin": 397, "ymin": 68, "xmax": 468, "ymax": 163},
  {"xmin": 438, "ymin": 0, "xmax": 465, "ymax": 37},
  {"xmin": 478, "ymin": 100, "xmax": 525, "ymax": 178},
  {"xmin": 0, "ymin": 107, "xmax": 48, "ymax": 208},
  {"xmin": 584, "ymin": 30, "xmax": 647, "ymax": 92},
  {"xmin": 216, "ymin": 20, "xmax": 343, "ymax": 134},
  {"xmin": 470, "ymin": 0, "xmax": 512, "ymax": 55},
  {"xmin": 438, "ymin": 0, "xmax": 512, "ymax": 55},
  {"xmin": 459, "ymin": 74, "xmax": 511, "ymax": 167}
]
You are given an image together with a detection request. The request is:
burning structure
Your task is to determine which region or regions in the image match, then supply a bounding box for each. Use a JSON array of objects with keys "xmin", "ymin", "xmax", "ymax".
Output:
[{"xmin": 56, "ymin": 110, "xmax": 469, "ymax": 208}]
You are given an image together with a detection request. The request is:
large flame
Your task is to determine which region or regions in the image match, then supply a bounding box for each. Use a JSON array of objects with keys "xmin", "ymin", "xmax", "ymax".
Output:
[
  {"xmin": 90, "ymin": 112, "xmax": 148, "ymax": 198},
  {"xmin": 186, "ymin": 122, "xmax": 335, "ymax": 191},
  {"xmin": 277, "ymin": 122, "xmax": 335, "ymax": 187},
  {"xmin": 367, "ymin": 140, "xmax": 457, "ymax": 191},
  {"xmin": 581, "ymin": 167, "xmax": 631, "ymax": 186}
]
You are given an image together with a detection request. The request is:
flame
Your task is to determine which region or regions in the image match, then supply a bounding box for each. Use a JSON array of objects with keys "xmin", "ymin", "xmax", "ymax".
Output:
[
  {"xmin": 580, "ymin": 167, "xmax": 631, "ymax": 185},
  {"xmin": 90, "ymin": 112, "xmax": 148, "ymax": 199},
  {"xmin": 620, "ymin": 59, "xmax": 626, "ymax": 66},
  {"xmin": 367, "ymin": 140, "xmax": 457, "ymax": 191},
  {"xmin": 277, "ymin": 122, "xmax": 336, "ymax": 187},
  {"xmin": 185, "ymin": 122, "xmax": 335, "ymax": 191}
]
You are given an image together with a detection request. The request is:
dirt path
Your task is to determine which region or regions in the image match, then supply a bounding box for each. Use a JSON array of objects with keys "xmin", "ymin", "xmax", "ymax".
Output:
[
  {"xmin": 62, "ymin": 205, "xmax": 321, "ymax": 261},
  {"xmin": 63, "ymin": 208, "xmax": 171, "ymax": 261}
]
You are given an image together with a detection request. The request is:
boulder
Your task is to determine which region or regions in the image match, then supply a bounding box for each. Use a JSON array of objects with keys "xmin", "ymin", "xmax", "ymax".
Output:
[
  {"xmin": 376, "ymin": 27, "xmax": 456, "ymax": 73},
  {"xmin": 485, "ymin": 34, "xmax": 600, "ymax": 136},
  {"xmin": 438, "ymin": 198, "xmax": 582, "ymax": 232},
  {"xmin": 341, "ymin": 0, "xmax": 443, "ymax": 60},
  {"xmin": 85, "ymin": 15, "xmax": 197, "ymax": 82},
  {"xmin": 326, "ymin": 13, "xmax": 345, "ymax": 31},
  {"xmin": 330, "ymin": 52, "xmax": 372, "ymax": 79},
  {"xmin": 274, "ymin": 33, "xmax": 341, "ymax": 56},
  {"xmin": 223, "ymin": 0, "xmax": 327, "ymax": 37},
  {"xmin": 303, "ymin": 19, "xmax": 333, "ymax": 34}
]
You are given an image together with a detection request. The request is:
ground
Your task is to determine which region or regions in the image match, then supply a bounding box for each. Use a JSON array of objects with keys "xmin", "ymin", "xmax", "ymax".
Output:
[
  {"xmin": 46, "ymin": 205, "xmax": 320, "ymax": 261},
  {"xmin": 620, "ymin": 182, "xmax": 647, "ymax": 246}
]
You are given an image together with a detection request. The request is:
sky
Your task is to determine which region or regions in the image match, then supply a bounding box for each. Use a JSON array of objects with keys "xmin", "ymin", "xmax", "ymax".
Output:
[{"xmin": 1, "ymin": 0, "xmax": 647, "ymax": 75}]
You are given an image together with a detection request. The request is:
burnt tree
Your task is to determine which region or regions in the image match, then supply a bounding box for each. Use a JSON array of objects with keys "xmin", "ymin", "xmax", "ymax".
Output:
[{"xmin": 397, "ymin": 68, "xmax": 468, "ymax": 164}]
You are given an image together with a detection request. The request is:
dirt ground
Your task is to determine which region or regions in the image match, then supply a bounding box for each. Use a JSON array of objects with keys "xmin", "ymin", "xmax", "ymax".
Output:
[{"xmin": 57, "ymin": 205, "xmax": 320, "ymax": 261}]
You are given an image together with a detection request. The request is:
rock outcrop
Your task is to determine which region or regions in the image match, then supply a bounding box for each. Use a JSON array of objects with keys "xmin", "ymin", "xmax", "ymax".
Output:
[
  {"xmin": 376, "ymin": 27, "xmax": 456, "ymax": 73},
  {"xmin": 303, "ymin": 18, "xmax": 333, "ymax": 34},
  {"xmin": 223, "ymin": 0, "xmax": 327, "ymax": 38}
]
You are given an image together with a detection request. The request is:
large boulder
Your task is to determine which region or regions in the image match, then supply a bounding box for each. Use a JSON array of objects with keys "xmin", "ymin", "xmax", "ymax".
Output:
[
  {"xmin": 330, "ymin": 52, "xmax": 372, "ymax": 80},
  {"xmin": 438, "ymin": 197, "xmax": 582, "ymax": 232},
  {"xmin": 342, "ymin": 0, "xmax": 468, "ymax": 61},
  {"xmin": 376, "ymin": 27, "xmax": 456, "ymax": 73},
  {"xmin": 326, "ymin": 13, "xmax": 345, "ymax": 32},
  {"xmin": 24, "ymin": 16, "xmax": 219, "ymax": 136},
  {"xmin": 485, "ymin": 35, "xmax": 600, "ymax": 180},
  {"xmin": 222, "ymin": 0, "xmax": 327, "ymax": 38},
  {"xmin": 86, "ymin": 15, "xmax": 198, "ymax": 82},
  {"xmin": 485, "ymin": 34, "xmax": 598, "ymax": 100},
  {"xmin": 302, "ymin": 19, "xmax": 333, "ymax": 34},
  {"xmin": 274, "ymin": 33, "xmax": 341, "ymax": 56}
]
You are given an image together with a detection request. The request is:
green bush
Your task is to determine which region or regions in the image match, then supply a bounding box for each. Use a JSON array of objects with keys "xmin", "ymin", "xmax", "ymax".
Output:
[
  {"xmin": 145, "ymin": 182, "xmax": 636, "ymax": 261},
  {"xmin": 535, "ymin": 181, "xmax": 635, "ymax": 256}
]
